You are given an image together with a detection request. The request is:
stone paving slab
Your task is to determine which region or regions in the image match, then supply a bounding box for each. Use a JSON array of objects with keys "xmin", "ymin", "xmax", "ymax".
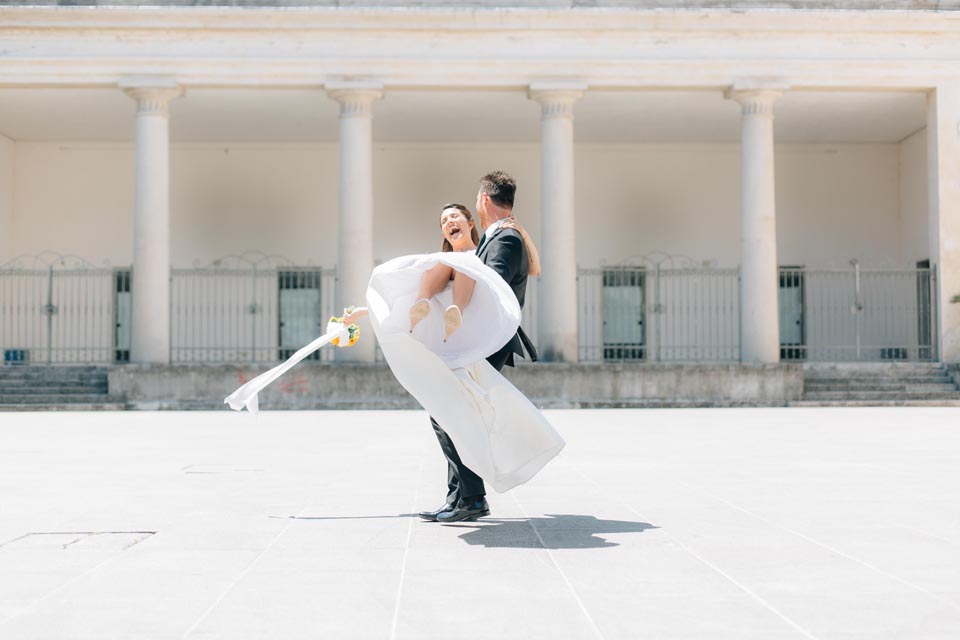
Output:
[{"xmin": 0, "ymin": 408, "xmax": 959, "ymax": 639}]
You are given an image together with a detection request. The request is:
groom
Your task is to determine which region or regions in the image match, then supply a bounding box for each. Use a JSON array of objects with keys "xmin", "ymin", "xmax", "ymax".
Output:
[{"xmin": 420, "ymin": 170, "xmax": 538, "ymax": 524}]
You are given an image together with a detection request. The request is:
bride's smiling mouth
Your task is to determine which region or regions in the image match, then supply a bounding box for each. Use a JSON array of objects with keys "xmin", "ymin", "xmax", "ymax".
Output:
[{"xmin": 445, "ymin": 223, "xmax": 463, "ymax": 239}]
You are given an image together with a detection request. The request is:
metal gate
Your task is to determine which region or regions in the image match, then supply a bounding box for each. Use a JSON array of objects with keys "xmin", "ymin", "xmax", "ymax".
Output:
[
  {"xmin": 0, "ymin": 253, "xmax": 123, "ymax": 365},
  {"xmin": 170, "ymin": 253, "xmax": 336, "ymax": 363},
  {"xmin": 778, "ymin": 262, "xmax": 938, "ymax": 362},
  {"xmin": 578, "ymin": 255, "xmax": 739, "ymax": 363},
  {"xmin": 579, "ymin": 258, "xmax": 937, "ymax": 364}
]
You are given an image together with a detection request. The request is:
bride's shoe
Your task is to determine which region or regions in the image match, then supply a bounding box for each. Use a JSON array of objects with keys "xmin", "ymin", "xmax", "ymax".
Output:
[
  {"xmin": 409, "ymin": 298, "xmax": 431, "ymax": 333},
  {"xmin": 443, "ymin": 305, "xmax": 462, "ymax": 342}
]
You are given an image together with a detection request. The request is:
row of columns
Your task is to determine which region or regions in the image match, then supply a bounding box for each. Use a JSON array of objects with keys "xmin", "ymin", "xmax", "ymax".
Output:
[{"xmin": 119, "ymin": 77, "xmax": 960, "ymax": 366}]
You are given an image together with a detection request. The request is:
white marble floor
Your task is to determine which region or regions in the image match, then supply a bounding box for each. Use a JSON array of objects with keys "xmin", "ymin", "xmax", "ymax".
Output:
[{"xmin": 0, "ymin": 408, "xmax": 958, "ymax": 639}]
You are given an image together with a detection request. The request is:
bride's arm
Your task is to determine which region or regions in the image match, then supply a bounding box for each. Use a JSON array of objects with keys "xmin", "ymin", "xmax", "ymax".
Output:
[
  {"xmin": 341, "ymin": 307, "xmax": 368, "ymax": 325},
  {"xmin": 500, "ymin": 218, "xmax": 542, "ymax": 277}
]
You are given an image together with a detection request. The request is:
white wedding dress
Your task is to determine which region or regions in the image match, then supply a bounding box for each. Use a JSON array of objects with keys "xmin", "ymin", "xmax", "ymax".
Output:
[
  {"xmin": 225, "ymin": 250, "xmax": 565, "ymax": 493},
  {"xmin": 367, "ymin": 251, "xmax": 565, "ymax": 493}
]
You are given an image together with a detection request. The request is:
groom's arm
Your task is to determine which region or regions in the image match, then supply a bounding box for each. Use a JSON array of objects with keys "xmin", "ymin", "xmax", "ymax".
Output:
[{"xmin": 485, "ymin": 230, "xmax": 524, "ymax": 283}]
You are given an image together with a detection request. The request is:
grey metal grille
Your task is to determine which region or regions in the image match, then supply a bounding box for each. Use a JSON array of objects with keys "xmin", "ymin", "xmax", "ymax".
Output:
[
  {"xmin": 170, "ymin": 253, "xmax": 336, "ymax": 363},
  {"xmin": 778, "ymin": 264, "xmax": 938, "ymax": 362},
  {"xmin": 579, "ymin": 259, "xmax": 739, "ymax": 363},
  {"xmin": 0, "ymin": 253, "xmax": 123, "ymax": 365},
  {"xmin": 0, "ymin": 253, "xmax": 939, "ymax": 366}
]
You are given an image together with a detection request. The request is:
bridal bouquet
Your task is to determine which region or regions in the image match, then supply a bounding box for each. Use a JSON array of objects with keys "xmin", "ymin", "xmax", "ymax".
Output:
[
  {"xmin": 225, "ymin": 306, "xmax": 361, "ymax": 413},
  {"xmin": 329, "ymin": 307, "xmax": 361, "ymax": 347}
]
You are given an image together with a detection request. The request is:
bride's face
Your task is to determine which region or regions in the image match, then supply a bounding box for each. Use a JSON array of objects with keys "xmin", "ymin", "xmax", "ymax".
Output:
[{"xmin": 440, "ymin": 208, "xmax": 474, "ymax": 246}]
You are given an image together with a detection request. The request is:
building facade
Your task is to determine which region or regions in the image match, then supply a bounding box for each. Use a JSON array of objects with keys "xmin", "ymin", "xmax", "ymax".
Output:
[{"xmin": 1, "ymin": 1, "xmax": 958, "ymax": 377}]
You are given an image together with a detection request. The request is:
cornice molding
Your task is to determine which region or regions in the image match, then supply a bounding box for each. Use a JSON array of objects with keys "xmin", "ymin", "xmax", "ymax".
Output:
[
  {"xmin": 0, "ymin": 60, "xmax": 955, "ymax": 91},
  {"xmin": 5, "ymin": 7, "xmax": 960, "ymax": 35}
]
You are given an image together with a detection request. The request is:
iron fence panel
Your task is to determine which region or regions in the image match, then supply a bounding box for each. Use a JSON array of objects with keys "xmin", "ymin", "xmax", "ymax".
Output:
[
  {"xmin": 578, "ymin": 264, "xmax": 739, "ymax": 363},
  {"xmin": 786, "ymin": 266, "xmax": 937, "ymax": 362},
  {"xmin": 0, "ymin": 254, "xmax": 119, "ymax": 365}
]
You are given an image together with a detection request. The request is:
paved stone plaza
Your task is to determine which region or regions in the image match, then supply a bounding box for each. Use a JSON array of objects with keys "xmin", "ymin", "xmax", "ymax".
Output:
[{"xmin": 0, "ymin": 408, "xmax": 958, "ymax": 639}]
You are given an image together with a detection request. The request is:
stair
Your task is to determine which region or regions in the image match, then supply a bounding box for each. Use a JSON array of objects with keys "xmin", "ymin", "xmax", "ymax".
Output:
[
  {"xmin": 0, "ymin": 366, "xmax": 126, "ymax": 411},
  {"xmin": 789, "ymin": 363, "xmax": 960, "ymax": 407}
]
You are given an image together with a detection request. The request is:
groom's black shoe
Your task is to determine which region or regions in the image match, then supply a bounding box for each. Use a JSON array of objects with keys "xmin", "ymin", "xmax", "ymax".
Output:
[
  {"xmin": 436, "ymin": 498, "xmax": 490, "ymax": 524},
  {"xmin": 418, "ymin": 504, "xmax": 454, "ymax": 522}
]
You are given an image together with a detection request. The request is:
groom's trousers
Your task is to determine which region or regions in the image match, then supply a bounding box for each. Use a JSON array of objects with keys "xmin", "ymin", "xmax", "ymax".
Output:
[{"xmin": 429, "ymin": 343, "xmax": 513, "ymax": 506}]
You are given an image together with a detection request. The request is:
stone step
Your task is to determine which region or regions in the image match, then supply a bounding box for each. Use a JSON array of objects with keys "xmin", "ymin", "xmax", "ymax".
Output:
[
  {"xmin": 804, "ymin": 375, "xmax": 953, "ymax": 385},
  {"xmin": 789, "ymin": 399, "xmax": 960, "ymax": 407},
  {"xmin": 802, "ymin": 390, "xmax": 960, "ymax": 401},
  {"xmin": 804, "ymin": 372, "xmax": 949, "ymax": 380},
  {"xmin": 0, "ymin": 403, "xmax": 126, "ymax": 412},
  {"xmin": 803, "ymin": 362, "xmax": 944, "ymax": 370},
  {"xmin": 0, "ymin": 367, "xmax": 107, "ymax": 384},
  {"xmin": 0, "ymin": 365, "xmax": 105, "ymax": 374},
  {"xmin": 0, "ymin": 393, "xmax": 113, "ymax": 404},
  {"xmin": 804, "ymin": 368, "xmax": 950, "ymax": 377},
  {"xmin": 804, "ymin": 383, "xmax": 958, "ymax": 392},
  {"xmin": 0, "ymin": 385, "xmax": 109, "ymax": 394},
  {"xmin": 0, "ymin": 378, "xmax": 108, "ymax": 386}
]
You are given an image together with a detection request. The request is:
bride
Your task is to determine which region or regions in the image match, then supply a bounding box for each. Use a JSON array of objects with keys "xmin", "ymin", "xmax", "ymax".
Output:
[
  {"xmin": 225, "ymin": 192, "xmax": 564, "ymax": 519},
  {"xmin": 342, "ymin": 199, "xmax": 564, "ymax": 518}
]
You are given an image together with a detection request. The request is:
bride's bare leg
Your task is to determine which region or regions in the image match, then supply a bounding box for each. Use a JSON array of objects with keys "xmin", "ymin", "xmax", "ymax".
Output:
[
  {"xmin": 417, "ymin": 263, "xmax": 453, "ymax": 301},
  {"xmin": 452, "ymin": 272, "xmax": 475, "ymax": 310},
  {"xmin": 444, "ymin": 271, "xmax": 476, "ymax": 341},
  {"xmin": 410, "ymin": 263, "xmax": 454, "ymax": 332}
]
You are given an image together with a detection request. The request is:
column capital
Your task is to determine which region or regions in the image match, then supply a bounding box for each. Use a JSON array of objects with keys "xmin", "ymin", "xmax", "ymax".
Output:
[
  {"xmin": 119, "ymin": 77, "xmax": 184, "ymax": 116},
  {"xmin": 725, "ymin": 81, "xmax": 789, "ymax": 116},
  {"xmin": 327, "ymin": 81, "xmax": 384, "ymax": 118},
  {"xmin": 528, "ymin": 82, "xmax": 587, "ymax": 119}
]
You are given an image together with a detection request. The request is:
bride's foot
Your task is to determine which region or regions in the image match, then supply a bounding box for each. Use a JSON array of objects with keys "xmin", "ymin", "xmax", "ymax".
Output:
[
  {"xmin": 443, "ymin": 305, "xmax": 462, "ymax": 342},
  {"xmin": 409, "ymin": 298, "xmax": 431, "ymax": 333}
]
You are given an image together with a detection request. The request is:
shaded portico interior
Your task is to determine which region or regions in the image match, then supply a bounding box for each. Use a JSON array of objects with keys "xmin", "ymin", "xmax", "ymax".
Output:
[{"xmin": 0, "ymin": 85, "xmax": 943, "ymax": 365}]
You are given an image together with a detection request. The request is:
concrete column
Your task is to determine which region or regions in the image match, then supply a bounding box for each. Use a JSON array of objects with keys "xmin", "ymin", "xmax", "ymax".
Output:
[
  {"xmin": 120, "ymin": 78, "xmax": 183, "ymax": 365},
  {"xmin": 726, "ymin": 82, "xmax": 787, "ymax": 364},
  {"xmin": 529, "ymin": 83, "xmax": 585, "ymax": 363},
  {"xmin": 927, "ymin": 83, "xmax": 960, "ymax": 363},
  {"xmin": 328, "ymin": 82, "xmax": 382, "ymax": 363}
]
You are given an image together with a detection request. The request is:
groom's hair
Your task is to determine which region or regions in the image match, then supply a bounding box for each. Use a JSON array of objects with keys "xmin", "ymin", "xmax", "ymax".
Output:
[{"xmin": 479, "ymin": 171, "xmax": 516, "ymax": 209}]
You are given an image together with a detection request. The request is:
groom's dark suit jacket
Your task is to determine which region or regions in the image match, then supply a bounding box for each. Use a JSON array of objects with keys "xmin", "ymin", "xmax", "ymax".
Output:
[{"xmin": 476, "ymin": 223, "xmax": 538, "ymax": 368}]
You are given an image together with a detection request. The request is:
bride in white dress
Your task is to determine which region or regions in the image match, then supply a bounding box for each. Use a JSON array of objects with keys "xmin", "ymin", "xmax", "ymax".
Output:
[
  {"xmin": 343, "ymin": 204, "xmax": 565, "ymax": 493},
  {"xmin": 226, "ymin": 203, "xmax": 564, "ymax": 494}
]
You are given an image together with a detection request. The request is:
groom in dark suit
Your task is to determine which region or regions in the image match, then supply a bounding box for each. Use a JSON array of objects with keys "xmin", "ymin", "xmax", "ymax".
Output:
[{"xmin": 419, "ymin": 170, "xmax": 538, "ymax": 524}]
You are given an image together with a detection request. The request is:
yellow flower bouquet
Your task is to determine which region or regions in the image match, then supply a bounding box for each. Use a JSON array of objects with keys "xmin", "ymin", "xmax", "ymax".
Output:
[{"xmin": 329, "ymin": 306, "xmax": 361, "ymax": 347}]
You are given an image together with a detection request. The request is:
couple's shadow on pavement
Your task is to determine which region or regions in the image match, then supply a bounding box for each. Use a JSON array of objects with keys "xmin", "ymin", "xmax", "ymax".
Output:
[
  {"xmin": 448, "ymin": 514, "xmax": 657, "ymax": 549},
  {"xmin": 284, "ymin": 513, "xmax": 656, "ymax": 549}
]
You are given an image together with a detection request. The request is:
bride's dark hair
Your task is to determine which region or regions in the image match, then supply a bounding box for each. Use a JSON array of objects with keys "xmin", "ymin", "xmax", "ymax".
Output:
[{"xmin": 440, "ymin": 203, "xmax": 480, "ymax": 252}]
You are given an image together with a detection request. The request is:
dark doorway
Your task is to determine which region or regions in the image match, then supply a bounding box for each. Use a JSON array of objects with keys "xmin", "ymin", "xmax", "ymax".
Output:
[{"xmin": 779, "ymin": 267, "xmax": 805, "ymax": 361}]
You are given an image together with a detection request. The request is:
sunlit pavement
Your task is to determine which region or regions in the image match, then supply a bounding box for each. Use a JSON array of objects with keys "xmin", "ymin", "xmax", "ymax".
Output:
[{"xmin": 1, "ymin": 408, "xmax": 958, "ymax": 639}]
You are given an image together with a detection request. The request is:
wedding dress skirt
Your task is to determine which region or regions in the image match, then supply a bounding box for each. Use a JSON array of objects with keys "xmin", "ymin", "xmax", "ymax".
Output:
[{"xmin": 367, "ymin": 251, "xmax": 565, "ymax": 492}]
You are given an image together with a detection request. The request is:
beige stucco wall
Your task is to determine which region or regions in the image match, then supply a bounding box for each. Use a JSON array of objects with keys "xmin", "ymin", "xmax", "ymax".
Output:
[
  {"xmin": 0, "ymin": 134, "xmax": 13, "ymax": 263},
  {"xmin": 899, "ymin": 128, "xmax": 930, "ymax": 266},
  {"xmin": 8, "ymin": 140, "xmax": 909, "ymax": 270}
]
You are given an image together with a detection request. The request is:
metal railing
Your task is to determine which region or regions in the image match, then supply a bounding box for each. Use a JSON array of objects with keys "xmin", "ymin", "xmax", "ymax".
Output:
[
  {"xmin": 778, "ymin": 262, "xmax": 937, "ymax": 362},
  {"xmin": 171, "ymin": 253, "xmax": 336, "ymax": 363},
  {"xmin": 0, "ymin": 253, "xmax": 124, "ymax": 365},
  {"xmin": 578, "ymin": 259, "xmax": 938, "ymax": 364},
  {"xmin": 0, "ymin": 252, "xmax": 939, "ymax": 366},
  {"xmin": 578, "ymin": 257, "xmax": 740, "ymax": 363}
]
